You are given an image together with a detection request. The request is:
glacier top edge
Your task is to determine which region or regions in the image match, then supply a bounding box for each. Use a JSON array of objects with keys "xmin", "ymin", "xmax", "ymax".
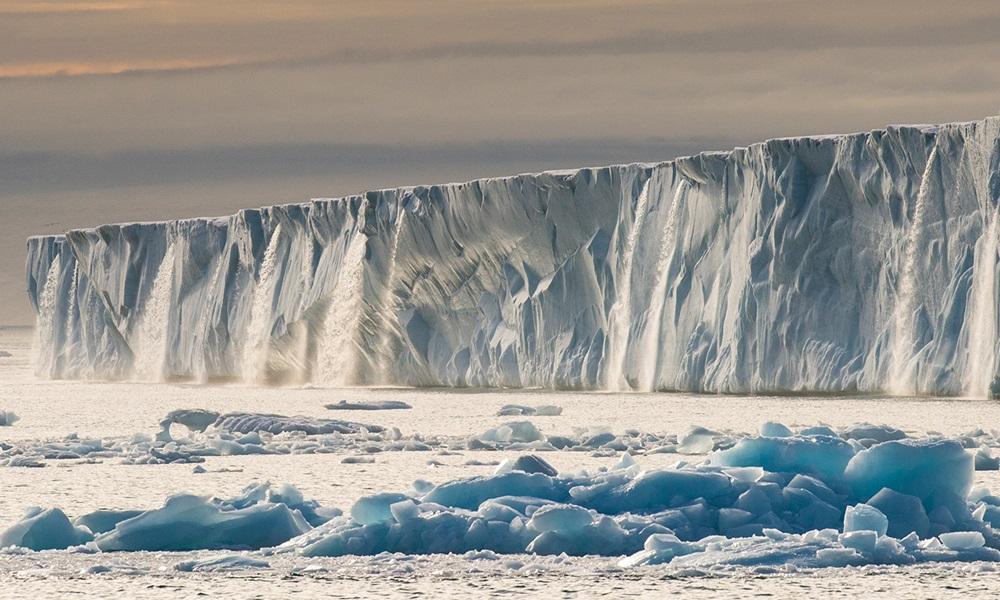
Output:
[{"xmin": 26, "ymin": 115, "xmax": 998, "ymax": 244}]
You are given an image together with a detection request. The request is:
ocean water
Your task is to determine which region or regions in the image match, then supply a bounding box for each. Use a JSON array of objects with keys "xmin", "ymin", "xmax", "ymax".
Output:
[{"xmin": 2, "ymin": 326, "xmax": 1000, "ymax": 598}]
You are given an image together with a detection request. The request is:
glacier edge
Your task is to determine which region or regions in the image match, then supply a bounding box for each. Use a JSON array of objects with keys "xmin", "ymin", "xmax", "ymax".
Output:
[{"xmin": 25, "ymin": 116, "xmax": 1000, "ymax": 395}]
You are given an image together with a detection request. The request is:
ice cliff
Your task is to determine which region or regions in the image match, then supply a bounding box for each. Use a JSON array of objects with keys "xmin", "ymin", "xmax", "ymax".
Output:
[{"xmin": 25, "ymin": 117, "xmax": 1000, "ymax": 395}]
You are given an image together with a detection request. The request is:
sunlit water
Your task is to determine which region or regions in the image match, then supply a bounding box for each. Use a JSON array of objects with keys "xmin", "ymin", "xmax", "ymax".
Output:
[{"xmin": 2, "ymin": 326, "xmax": 1000, "ymax": 598}]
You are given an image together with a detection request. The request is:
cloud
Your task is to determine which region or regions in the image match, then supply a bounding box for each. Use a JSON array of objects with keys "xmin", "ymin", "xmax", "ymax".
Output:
[
  {"xmin": 5, "ymin": 7, "xmax": 1000, "ymax": 81},
  {"xmin": 0, "ymin": 57, "xmax": 251, "ymax": 79},
  {"xmin": 0, "ymin": 1, "xmax": 144, "ymax": 16},
  {"xmin": 0, "ymin": 137, "xmax": 735, "ymax": 195}
]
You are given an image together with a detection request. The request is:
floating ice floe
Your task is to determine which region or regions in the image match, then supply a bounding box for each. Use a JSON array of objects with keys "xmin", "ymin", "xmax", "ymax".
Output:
[
  {"xmin": 174, "ymin": 554, "xmax": 271, "ymax": 572},
  {"xmin": 325, "ymin": 400, "xmax": 412, "ymax": 411},
  {"xmin": 0, "ymin": 508, "xmax": 92, "ymax": 551},
  {"xmin": 496, "ymin": 405, "xmax": 563, "ymax": 417}
]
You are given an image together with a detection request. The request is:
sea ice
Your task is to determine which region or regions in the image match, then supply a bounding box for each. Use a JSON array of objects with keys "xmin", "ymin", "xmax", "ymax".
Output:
[
  {"xmin": 711, "ymin": 434, "xmax": 855, "ymax": 481},
  {"xmin": 760, "ymin": 422, "xmax": 793, "ymax": 437},
  {"xmin": 938, "ymin": 531, "xmax": 986, "ymax": 551},
  {"xmin": 0, "ymin": 508, "xmax": 92, "ymax": 551},
  {"xmin": 676, "ymin": 426, "xmax": 722, "ymax": 454},
  {"xmin": 843, "ymin": 439, "xmax": 973, "ymax": 502},
  {"xmin": 495, "ymin": 454, "xmax": 558, "ymax": 477},
  {"xmin": 497, "ymin": 405, "xmax": 563, "ymax": 417},
  {"xmin": 2, "ymin": 483, "xmax": 330, "ymax": 553},
  {"xmin": 174, "ymin": 554, "xmax": 271, "ymax": 572},
  {"xmin": 843, "ymin": 503, "xmax": 888, "ymax": 536},
  {"xmin": 95, "ymin": 494, "xmax": 312, "ymax": 552},
  {"xmin": 475, "ymin": 421, "xmax": 545, "ymax": 445},
  {"xmin": 325, "ymin": 400, "xmax": 412, "ymax": 411},
  {"xmin": 75, "ymin": 510, "xmax": 144, "ymax": 535},
  {"xmin": 213, "ymin": 413, "xmax": 383, "ymax": 435}
]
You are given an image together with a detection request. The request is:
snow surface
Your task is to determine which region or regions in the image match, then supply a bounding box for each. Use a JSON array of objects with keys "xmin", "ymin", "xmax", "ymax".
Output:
[{"xmin": 26, "ymin": 117, "xmax": 1000, "ymax": 396}]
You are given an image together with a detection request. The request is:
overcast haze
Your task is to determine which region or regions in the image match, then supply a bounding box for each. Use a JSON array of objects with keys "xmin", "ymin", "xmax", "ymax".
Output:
[{"xmin": 2, "ymin": 0, "xmax": 1000, "ymax": 325}]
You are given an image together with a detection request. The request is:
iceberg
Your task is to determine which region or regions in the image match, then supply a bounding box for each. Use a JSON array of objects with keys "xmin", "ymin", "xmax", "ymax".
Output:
[{"xmin": 26, "ymin": 117, "xmax": 1000, "ymax": 396}]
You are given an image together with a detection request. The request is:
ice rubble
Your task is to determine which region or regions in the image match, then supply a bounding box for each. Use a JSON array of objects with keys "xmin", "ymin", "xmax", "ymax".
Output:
[
  {"xmin": 8, "ymin": 408, "xmax": 1000, "ymax": 476},
  {"xmin": 0, "ymin": 483, "xmax": 331, "ymax": 553},
  {"xmin": 267, "ymin": 431, "xmax": 1000, "ymax": 567},
  {"xmin": 27, "ymin": 117, "xmax": 1000, "ymax": 397},
  {"xmin": 7, "ymin": 425, "xmax": 1000, "ymax": 570}
]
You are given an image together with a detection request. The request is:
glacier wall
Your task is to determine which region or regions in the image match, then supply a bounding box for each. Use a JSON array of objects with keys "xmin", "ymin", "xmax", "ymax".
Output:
[{"xmin": 25, "ymin": 117, "xmax": 1000, "ymax": 395}]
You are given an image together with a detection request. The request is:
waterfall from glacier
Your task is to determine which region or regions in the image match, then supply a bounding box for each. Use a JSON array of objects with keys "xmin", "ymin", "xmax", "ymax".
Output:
[
  {"xmin": 243, "ymin": 224, "xmax": 283, "ymax": 382},
  {"xmin": 376, "ymin": 207, "xmax": 408, "ymax": 382},
  {"xmin": 965, "ymin": 207, "xmax": 1000, "ymax": 398},
  {"xmin": 637, "ymin": 180, "xmax": 687, "ymax": 392},
  {"xmin": 277, "ymin": 231, "xmax": 315, "ymax": 382},
  {"xmin": 317, "ymin": 231, "xmax": 368, "ymax": 386},
  {"xmin": 31, "ymin": 256, "xmax": 62, "ymax": 376},
  {"xmin": 888, "ymin": 147, "xmax": 938, "ymax": 395},
  {"xmin": 63, "ymin": 262, "xmax": 78, "ymax": 350},
  {"xmin": 131, "ymin": 244, "xmax": 175, "ymax": 381},
  {"xmin": 604, "ymin": 180, "xmax": 651, "ymax": 391}
]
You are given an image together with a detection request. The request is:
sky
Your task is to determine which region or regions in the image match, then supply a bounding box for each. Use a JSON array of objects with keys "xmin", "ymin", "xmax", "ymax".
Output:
[{"xmin": 2, "ymin": 0, "xmax": 1000, "ymax": 325}]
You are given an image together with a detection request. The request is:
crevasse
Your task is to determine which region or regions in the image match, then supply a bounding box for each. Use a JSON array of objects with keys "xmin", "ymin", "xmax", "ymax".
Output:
[{"xmin": 24, "ymin": 117, "xmax": 1000, "ymax": 395}]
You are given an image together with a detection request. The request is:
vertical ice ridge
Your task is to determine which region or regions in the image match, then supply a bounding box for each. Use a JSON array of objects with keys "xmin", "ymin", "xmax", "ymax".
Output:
[
  {"xmin": 966, "ymin": 207, "xmax": 999, "ymax": 397},
  {"xmin": 375, "ymin": 203, "xmax": 408, "ymax": 383}
]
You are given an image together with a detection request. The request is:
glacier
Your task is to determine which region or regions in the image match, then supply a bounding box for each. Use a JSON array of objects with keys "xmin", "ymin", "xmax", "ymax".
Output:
[{"xmin": 25, "ymin": 116, "xmax": 1000, "ymax": 395}]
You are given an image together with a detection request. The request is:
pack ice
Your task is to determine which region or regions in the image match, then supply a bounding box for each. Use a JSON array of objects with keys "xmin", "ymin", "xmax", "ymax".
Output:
[
  {"xmin": 26, "ymin": 117, "xmax": 1000, "ymax": 396},
  {"xmin": 6, "ymin": 428, "xmax": 1000, "ymax": 570}
]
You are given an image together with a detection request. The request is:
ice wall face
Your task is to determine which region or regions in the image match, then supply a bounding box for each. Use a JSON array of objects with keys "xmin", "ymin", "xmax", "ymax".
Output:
[{"xmin": 26, "ymin": 117, "xmax": 1000, "ymax": 395}]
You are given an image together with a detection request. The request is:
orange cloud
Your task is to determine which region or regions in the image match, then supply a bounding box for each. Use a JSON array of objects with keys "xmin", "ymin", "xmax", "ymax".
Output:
[
  {"xmin": 0, "ymin": 1, "xmax": 147, "ymax": 14},
  {"xmin": 0, "ymin": 57, "xmax": 251, "ymax": 79}
]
